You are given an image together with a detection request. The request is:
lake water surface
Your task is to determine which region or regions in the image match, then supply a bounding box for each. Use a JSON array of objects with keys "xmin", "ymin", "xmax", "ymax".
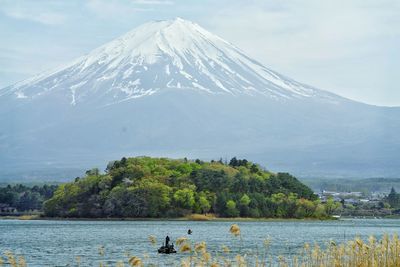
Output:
[{"xmin": 1, "ymin": 219, "xmax": 399, "ymax": 266}]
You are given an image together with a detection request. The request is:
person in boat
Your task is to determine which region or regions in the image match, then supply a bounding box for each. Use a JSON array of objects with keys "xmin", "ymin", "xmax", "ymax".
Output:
[
  {"xmin": 158, "ymin": 235, "xmax": 176, "ymax": 254},
  {"xmin": 165, "ymin": 235, "xmax": 170, "ymax": 247},
  {"xmin": 187, "ymin": 229, "xmax": 192, "ymax": 235}
]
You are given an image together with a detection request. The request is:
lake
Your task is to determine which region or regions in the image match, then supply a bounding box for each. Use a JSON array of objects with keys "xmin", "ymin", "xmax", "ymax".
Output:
[{"xmin": 1, "ymin": 219, "xmax": 399, "ymax": 266}]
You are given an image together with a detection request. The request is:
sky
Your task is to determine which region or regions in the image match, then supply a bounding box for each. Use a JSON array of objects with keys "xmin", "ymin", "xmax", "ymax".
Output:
[{"xmin": 0, "ymin": 0, "xmax": 399, "ymax": 106}]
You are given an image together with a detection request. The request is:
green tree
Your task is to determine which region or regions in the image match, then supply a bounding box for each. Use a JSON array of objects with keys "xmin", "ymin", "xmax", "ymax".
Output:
[
  {"xmin": 271, "ymin": 193, "xmax": 286, "ymax": 217},
  {"xmin": 198, "ymin": 194, "xmax": 211, "ymax": 214},
  {"xmin": 137, "ymin": 181, "xmax": 172, "ymax": 217},
  {"xmin": 226, "ymin": 200, "xmax": 239, "ymax": 217},
  {"xmin": 250, "ymin": 164, "xmax": 259, "ymax": 173},
  {"xmin": 86, "ymin": 168, "xmax": 100, "ymax": 176},
  {"xmin": 387, "ymin": 187, "xmax": 400, "ymax": 208},
  {"xmin": 239, "ymin": 194, "xmax": 251, "ymax": 216},
  {"xmin": 295, "ymin": 198, "xmax": 316, "ymax": 218},
  {"xmin": 173, "ymin": 188, "xmax": 195, "ymax": 210},
  {"xmin": 17, "ymin": 191, "xmax": 42, "ymax": 211},
  {"xmin": 229, "ymin": 157, "xmax": 238, "ymax": 167},
  {"xmin": 325, "ymin": 197, "xmax": 341, "ymax": 216},
  {"xmin": 313, "ymin": 203, "xmax": 327, "ymax": 218}
]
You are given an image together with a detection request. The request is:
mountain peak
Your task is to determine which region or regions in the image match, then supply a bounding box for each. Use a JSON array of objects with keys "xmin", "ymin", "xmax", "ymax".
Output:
[
  {"xmin": 157, "ymin": 17, "xmax": 194, "ymax": 26},
  {"xmin": 88, "ymin": 16, "xmax": 228, "ymax": 66},
  {"xmin": 2, "ymin": 18, "xmax": 341, "ymax": 106}
]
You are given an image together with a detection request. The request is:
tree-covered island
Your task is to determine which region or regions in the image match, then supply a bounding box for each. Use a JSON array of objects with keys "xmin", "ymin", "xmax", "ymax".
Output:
[{"xmin": 43, "ymin": 157, "xmax": 338, "ymax": 219}]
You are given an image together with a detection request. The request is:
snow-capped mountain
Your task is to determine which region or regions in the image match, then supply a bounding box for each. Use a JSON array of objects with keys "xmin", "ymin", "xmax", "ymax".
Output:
[
  {"xmin": 0, "ymin": 18, "xmax": 399, "ymax": 181},
  {"xmin": 2, "ymin": 18, "xmax": 340, "ymax": 106}
]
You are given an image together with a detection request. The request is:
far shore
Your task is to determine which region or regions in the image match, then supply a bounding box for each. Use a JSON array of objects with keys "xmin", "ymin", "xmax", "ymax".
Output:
[
  {"xmin": 0, "ymin": 214, "xmax": 345, "ymax": 222},
  {"xmin": 3, "ymin": 213, "xmax": 398, "ymax": 222}
]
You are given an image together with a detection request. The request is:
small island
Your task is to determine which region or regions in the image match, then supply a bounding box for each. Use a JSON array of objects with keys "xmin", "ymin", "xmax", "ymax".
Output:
[{"xmin": 42, "ymin": 156, "xmax": 337, "ymax": 219}]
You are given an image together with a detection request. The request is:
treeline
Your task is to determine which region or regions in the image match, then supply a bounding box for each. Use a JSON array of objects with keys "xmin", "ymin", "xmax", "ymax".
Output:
[
  {"xmin": 44, "ymin": 157, "xmax": 336, "ymax": 218},
  {"xmin": 0, "ymin": 184, "xmax": 58, "ymax": 211},
  {"xmin": 386, "ymin": 187, "xmax": 400, "ymax": 209}
]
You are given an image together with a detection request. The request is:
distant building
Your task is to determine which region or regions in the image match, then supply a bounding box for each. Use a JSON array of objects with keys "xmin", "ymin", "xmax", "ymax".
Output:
[
  {"xmin": 0, "ymin": 203, "xmax": 17, "ymax": 213},
  {"xmin": 320, "ymin": 190, "xmax": 363, "ymax": 198},
  {"xmin": 344, "ymin": 198, "xmax": 358, "ymax": 204}
]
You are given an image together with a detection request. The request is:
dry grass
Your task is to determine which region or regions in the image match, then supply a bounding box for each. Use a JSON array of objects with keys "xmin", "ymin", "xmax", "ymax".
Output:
[
  {"xmin": 194, "ymin": 241, "xmax": 207, "ymax": 253},
  {"xmin": 229, "ymin": 224, "xmax": 241, "ymax": 237},
  {"xmin": 17, "ymin": 215, "xmax": 39, "ymax": 220},
  {"xmin": 175, "ymin": 230, "xmax": 400, "ymax": 267},
  {"xmin": 1, "ymin": 251, "xmax": 26, "ymax": 267},
  {"xmin": 288, "ymin": 234, "xmax": 400, "ymax": 267},
  {"xmin": 148, "ymin": 235, "xmax": 157, "ymax": 246},
  {"xmin": 128, "ymin": 256, "xmax": 142, "ymax": 266},
  {"xmin": 179, "ymin": 243, "xmax": 192, "ymax": 253},
  {"xmin": 175, "ymin": 237, "xmax": 188, "ymax": 246},
  {"xmin": 185, "ymin": 214, "xmax": 216, "ymax": 221}
]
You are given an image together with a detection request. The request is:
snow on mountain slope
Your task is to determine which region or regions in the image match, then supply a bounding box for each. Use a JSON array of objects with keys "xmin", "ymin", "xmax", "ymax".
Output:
[{"xmin": 1, "ymin": 18, "xmax": 341, "ymax": 106}]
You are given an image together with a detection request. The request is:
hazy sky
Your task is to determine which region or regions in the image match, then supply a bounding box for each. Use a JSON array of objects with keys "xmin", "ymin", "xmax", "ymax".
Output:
[{"xmin": 1, "ymin": 0, "xmax": 399, "ymax": 106}]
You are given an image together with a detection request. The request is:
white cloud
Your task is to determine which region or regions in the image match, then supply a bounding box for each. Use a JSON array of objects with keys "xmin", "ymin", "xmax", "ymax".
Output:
[
  {"xmin": 86, "ymin": 0, "xmax": 174, "ymax": 18},
  {"xmin": 1, "ymin": 4, "xmax": 66, "ymax": 25},
  {"xmin": 205, "ymin": 0, "xmax": 400, "ymax": 105},
  {"xmin": 209, "ymin": 0, "xmax": 399, "ymax": 65},
  {"xmin": 132, "ymin": 0, "xmax": 174, "ymax": 5}
]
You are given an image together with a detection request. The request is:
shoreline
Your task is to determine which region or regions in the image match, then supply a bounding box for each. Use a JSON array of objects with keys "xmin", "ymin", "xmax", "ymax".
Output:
[
  {"xmin": 2, "ymin": 214, "xmax": 398, "ymax": 221},
  {"xmin": 0, "ymin": 214, "xmax": 339, "ymax": 221}
]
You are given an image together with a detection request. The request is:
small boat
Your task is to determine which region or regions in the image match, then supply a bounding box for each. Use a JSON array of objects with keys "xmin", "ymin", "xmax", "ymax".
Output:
[{"xmin": 158, "ymin": 244, "xmax": 177, "ymax": 254}]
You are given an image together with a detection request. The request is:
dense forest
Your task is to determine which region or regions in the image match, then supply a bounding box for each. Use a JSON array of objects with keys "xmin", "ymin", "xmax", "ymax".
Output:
[
  {"xmin": 43, "ymin": 157, "xmax": 337, "ymax": 219},
  {"xmin": 0, "ymin": 184, "xmax": 57, "ymax": 211}
]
